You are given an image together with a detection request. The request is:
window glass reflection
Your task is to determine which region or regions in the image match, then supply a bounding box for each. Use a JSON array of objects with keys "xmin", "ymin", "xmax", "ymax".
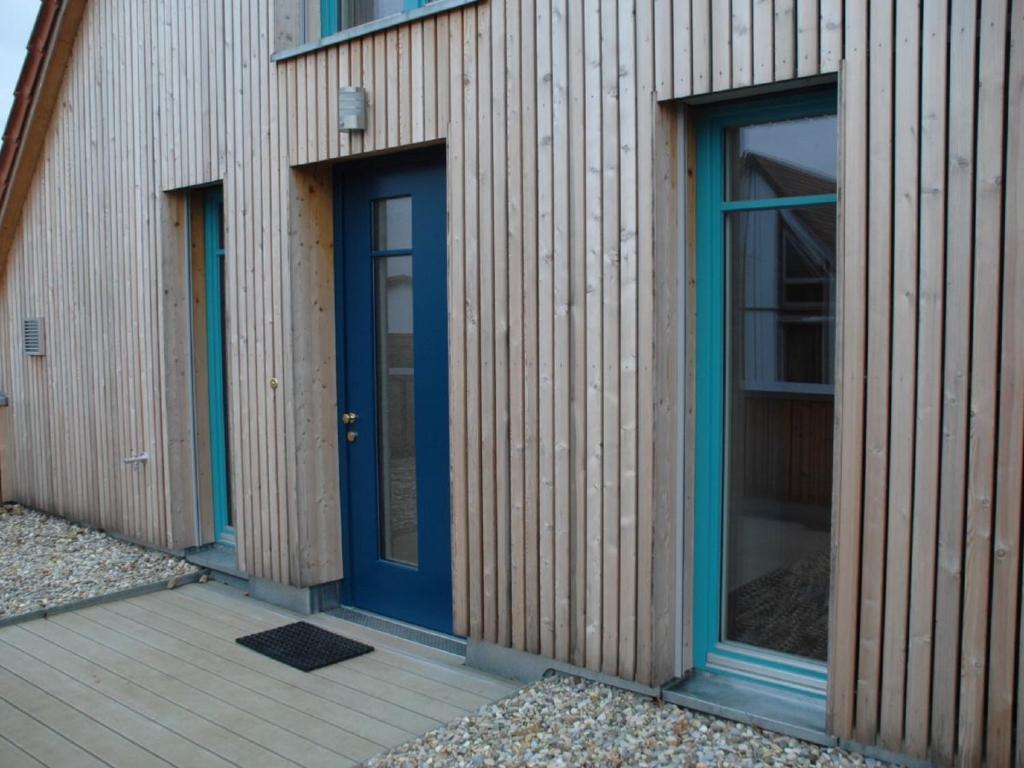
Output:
[
  {"xmin": 726, "ymin": 114, "xmax": 837, "ymax": 201},
  {"xmin": 722, "ymin": 204, "xmax": 836, "ymax": 662},
  {"xmin": 337, "ymin": 0, "xmax": 405, "ymax": 31},
  {"xmin": 373, "ymin": 196, "xmax": 412, "ymax": 252},
  {"xmin": 374, "ymin": 255, "xmax": 418, "ymax": 566}
]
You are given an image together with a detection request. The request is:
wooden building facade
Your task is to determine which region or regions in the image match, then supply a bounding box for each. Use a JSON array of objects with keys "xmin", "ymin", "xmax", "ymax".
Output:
[{"xmin": 0, "ymin": 1, "xmax": 1020, "ymax": 765}]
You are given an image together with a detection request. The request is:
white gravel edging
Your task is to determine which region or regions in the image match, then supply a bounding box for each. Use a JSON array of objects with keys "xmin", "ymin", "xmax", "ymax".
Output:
[
  {"xmin": 365, "ymin": 675, "xmax": 884, "ymax": 767},
  {"xmin": 0, "ymin": 504, "xmax": 198, "ymax": 619}
]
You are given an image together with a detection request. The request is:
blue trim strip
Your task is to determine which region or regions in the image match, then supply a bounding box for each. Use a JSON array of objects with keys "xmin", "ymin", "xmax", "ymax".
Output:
[{"xmin": 693, "ymin": 88, "xmax": 836, "ymax": 687}]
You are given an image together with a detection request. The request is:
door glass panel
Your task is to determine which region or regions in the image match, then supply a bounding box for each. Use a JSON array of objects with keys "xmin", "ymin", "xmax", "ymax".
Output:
[
  {"xmin": 374, "ymin": 254, "xmax": 418, "ymax": 566},
  {"xmin": 722, "ymin": 204, "xmax": 836, "ymax": 662},
  {"xmin": 373, "ymin": 196, "xmax": 412, "ymax": 251},
  {"xmin": 725, "ymin": 114, "xmax": 837, "ymax": 201}
]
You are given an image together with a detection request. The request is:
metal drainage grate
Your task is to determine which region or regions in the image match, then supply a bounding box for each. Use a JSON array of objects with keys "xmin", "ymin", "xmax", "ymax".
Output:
[{"xmin": 328, "ymin": 607, "xmax": 466, "ymax": 657}]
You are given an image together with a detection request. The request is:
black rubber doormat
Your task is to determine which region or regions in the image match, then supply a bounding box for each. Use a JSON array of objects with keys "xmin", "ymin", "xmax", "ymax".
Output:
[{"xmin": 236, "ymin": 621, "xmax": 374, "ymax": 671}]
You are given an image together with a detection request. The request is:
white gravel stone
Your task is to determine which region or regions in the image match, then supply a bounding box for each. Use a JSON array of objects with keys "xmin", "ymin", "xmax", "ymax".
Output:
[
  {"xmin": 366, "ymin": 675, "xmax": 885, "ymax": 767},
  {"xmin": 0, "ymin": 503, "xmax": 198, "ymax": 618}
]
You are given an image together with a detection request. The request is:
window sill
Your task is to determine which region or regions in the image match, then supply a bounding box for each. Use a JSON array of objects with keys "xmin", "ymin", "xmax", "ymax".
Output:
[
  {"xmin": 663, "ymin": 671, "xmax": 831, "ymax": 747},
  {"xmin": 272, "ymin": 0, "xmax": 479, "ymax": 62}
]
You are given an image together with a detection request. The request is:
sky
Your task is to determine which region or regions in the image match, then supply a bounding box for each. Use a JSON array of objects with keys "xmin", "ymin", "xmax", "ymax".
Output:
[{"xmin": 0, "ymin": 1, "xmax": 41, "ymax": 132}]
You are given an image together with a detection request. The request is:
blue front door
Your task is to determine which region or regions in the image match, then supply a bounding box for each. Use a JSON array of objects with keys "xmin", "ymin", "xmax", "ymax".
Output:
[{"xmin": 335, "ymin": 149, "xmax": 452, "ymax": 633}]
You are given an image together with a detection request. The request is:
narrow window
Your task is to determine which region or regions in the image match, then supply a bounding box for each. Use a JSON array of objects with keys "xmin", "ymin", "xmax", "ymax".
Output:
[
  {"xmin": 693, "ymin": 90, "xmax": 838, "ymax": 693},
  {"xmin": 190, "ymin": 187, "xmax": 233, "ymax": 547}
]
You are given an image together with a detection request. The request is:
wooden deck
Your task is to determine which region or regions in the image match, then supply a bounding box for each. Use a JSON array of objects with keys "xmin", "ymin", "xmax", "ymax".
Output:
[{"xmin": 0, "ymin": 582, "xmax": 518, "ymax": 767}]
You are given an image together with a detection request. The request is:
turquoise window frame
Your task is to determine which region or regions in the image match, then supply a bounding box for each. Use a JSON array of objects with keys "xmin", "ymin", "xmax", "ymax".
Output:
[
  {"xmin": 693, "ymin": 89, "xmax": 837, "ymax": 695},
  {"xmin": 321, "ymin": 0, "xmax": 425, "ymax": 37},
  {"xmin": 204, "ymin": 188, "xmax": 234, "ymax": 547}
]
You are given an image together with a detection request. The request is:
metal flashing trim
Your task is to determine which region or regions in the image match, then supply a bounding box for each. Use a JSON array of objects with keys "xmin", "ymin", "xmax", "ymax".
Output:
[
  {"xmin": 0, "ymin": 570, "xmax": 207, "ymax": 630},
  {"xmin": 664, "ymin": 671, "xmax": 832, "ymax": 747},
  {"xmin": 466, "ymin": 638, "xmax": 661, "ymax": 697},
  {"xmin": 329, "ymin": 606, "xmax": 467, "ymax": 657}
]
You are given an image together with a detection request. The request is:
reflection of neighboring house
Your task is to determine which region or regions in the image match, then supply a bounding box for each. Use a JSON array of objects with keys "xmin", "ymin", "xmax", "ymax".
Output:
[{"xmin": 734, "ymin": 153, "xmax": 835, "ymax": 396}]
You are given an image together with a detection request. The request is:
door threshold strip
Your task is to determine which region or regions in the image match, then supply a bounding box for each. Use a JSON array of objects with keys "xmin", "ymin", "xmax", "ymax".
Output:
[{"xmin": 328, "ymin": 606, "xmax": 466, "ymax": 657}]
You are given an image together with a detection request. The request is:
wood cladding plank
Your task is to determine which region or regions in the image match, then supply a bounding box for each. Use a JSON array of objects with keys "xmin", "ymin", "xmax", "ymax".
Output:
[
  {"xmin": 616, "ymin": 0, "xmax": 638, "ymax": 681},
  {"xmin": 991, "ymin": 10, "xmax": 1023, "ymax": 768},
  {"xmin": 463, "ymin": 7, "xmax": 483, "ymax": 643},
  {"xmin": 828, "ymin": 0, "xmax": 864, "ymax": 742},
  {"xmin": 490, "ymin": 0, "xmax": 512, "ymax": 649},
  {"xmin": 711, "ymin": 0, "xmax": 731, "ymax": 90},
  {"xmin": 567, "ymin": 0, "xmax": 587, "ymax": 668},
  {"xmin": 956, "ymin": 2, "xmax": 1008, "ymax": 762},
  {"xmin": 878, "ymin": 0, "xmax": 920, "ymax": 749},
  {"xmin": 476, "ymin": 1, "xmax": 497, "ymax": 647},
  {"xmin": 796, "ymin": 0, "xmax": 818, "ymax": 76},
  {"xmin": 691, "ymin": 0, "xmax": 711, "ymax": 94},
  {"xmin": 599, "ymin": 0, "xmax": 621, "ymax": 678},
  {"xmin": 582, "ymin": 0, "xmax": 604, "ymax": 675},
  {"xmin": 551, "ymin": 0, "xmax": 572, "ymax": 665},
  {"xmin": 520, "ymin": 0, "xmax": 541, "ymax": 656},
  {"xmin": 930, "ymin": 0, "xmax": 978, "ymax": 761},
  {"xmin": 774, "ymin": 0, "xmax": 796, "ymax": 80},
  {"xmin": 447, "ymin": 8, "xmax": 468, "ymax": 637},
  {"xmin": 903, "ymin": 0, "xmax": 948, "ymax": 755},
  {"xmin": 504, "ymin": 0, "xmax": 527, "ymax": 653},
  {"xmin": 634, "ymin": 0, "xmax": 655, "ymax": 686},
  {"xmin": 536, "ymin": 0, "xmax": 555, "ymax": 661},
  {"xmin": 671, "ymin": 0, "xmax": 691, "ymax": 96},
  {"xmin": 855, "ymin": 0, "xmax": 894, "ymax": 743},
  {"xmin": 732, "ymin": 0, "xmax": 753, "ymax": 88}
]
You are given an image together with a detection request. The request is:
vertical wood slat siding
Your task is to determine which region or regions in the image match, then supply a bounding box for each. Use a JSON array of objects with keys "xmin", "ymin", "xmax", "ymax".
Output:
[
  {"xmin": 827, "ymin": 0, "xmax": 866, "ymax": 740},
  {"xmin": 904, "ymin": 0, "xmax": 947, "ymax": 755},
  {"xmin": 879, "ymin": 0, "xmax": 919, "ymax": 749},
  {"xmin": 268, "ymin": 0, "xmax": 663, "ymax": 684},
  {"xmin": 1, "ymin": 3, "xmax": 1021, "ymax": 765},
  {"xmin": 647, "ymin": 0, "xmax": 1015, "ymax": 765},
  {"xmin": 931, "ymin": 0, "xmax": 977, "ymax": 761},
  {"xmin": 0, "ymin": 0, "xmax": 306, "ymax": 576}
]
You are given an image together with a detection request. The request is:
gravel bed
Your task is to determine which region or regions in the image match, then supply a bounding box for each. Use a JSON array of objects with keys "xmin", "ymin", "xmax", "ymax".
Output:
[
  {"xmin": 0, "ymin": 504, "xmax": 198, "ymax": 618},
  {"xmin": 366, "ymin": 675, "xmax": 884, "ymax": 767}
]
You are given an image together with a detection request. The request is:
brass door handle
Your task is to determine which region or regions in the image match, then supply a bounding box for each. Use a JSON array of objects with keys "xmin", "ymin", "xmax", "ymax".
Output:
[
  {"xmin": 342, "ymin": 412, "xmax": 358, "ymax": 425},
  {"xmin": 347, "ymin": 430, "xmax": 358, "ymax": 443}
]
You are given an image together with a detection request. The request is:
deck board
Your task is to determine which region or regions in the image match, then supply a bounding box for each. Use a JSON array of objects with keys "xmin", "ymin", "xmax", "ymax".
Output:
[
  {"xmin": 0, "ymin": 697, "xmax": 109, "ymax": 768},
  {"xmin": 0, "ymin": 666, "xmax": 175, "ymax": 768},
  {"xmin": 0, "ymin": 734, "xmax": 46, "ymax": 768},
  {"xmin": 0, "ymin": 583, "xmax": 518, "ymax": 768}
]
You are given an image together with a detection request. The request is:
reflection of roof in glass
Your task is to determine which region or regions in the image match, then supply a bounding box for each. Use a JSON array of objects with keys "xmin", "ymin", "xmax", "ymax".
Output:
[{"xmin": 743, "ymin": 152, "xmax": 836, "ymax": 247}]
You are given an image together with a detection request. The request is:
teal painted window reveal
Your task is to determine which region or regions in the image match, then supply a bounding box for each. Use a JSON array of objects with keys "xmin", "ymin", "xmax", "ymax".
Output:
[
  {"xmin": 693, "ymin": 90, "xmax": 837, "ymax": 695},
  {"xmin": 204, "ymin": 188, "xmax": 233, "ymax": 546},
  {"xmin": 321, "ymin": 0, "xmax": 428, "ymax": 37}
]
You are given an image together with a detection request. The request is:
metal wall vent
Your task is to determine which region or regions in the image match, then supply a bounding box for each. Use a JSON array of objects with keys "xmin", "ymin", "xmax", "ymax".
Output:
[{"xmin": 23, "ymin": 318, "xmax": 45, "ymax": 357}]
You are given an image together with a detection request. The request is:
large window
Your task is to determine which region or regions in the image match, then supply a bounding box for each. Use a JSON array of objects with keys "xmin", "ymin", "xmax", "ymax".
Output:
[
  {"xmin": 321, "ymin": 0, "xmax": 438, "ymax": 36},
  {"xmin": 693, "ymin": 90, "xmax": 838, "ymax": 695}
]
